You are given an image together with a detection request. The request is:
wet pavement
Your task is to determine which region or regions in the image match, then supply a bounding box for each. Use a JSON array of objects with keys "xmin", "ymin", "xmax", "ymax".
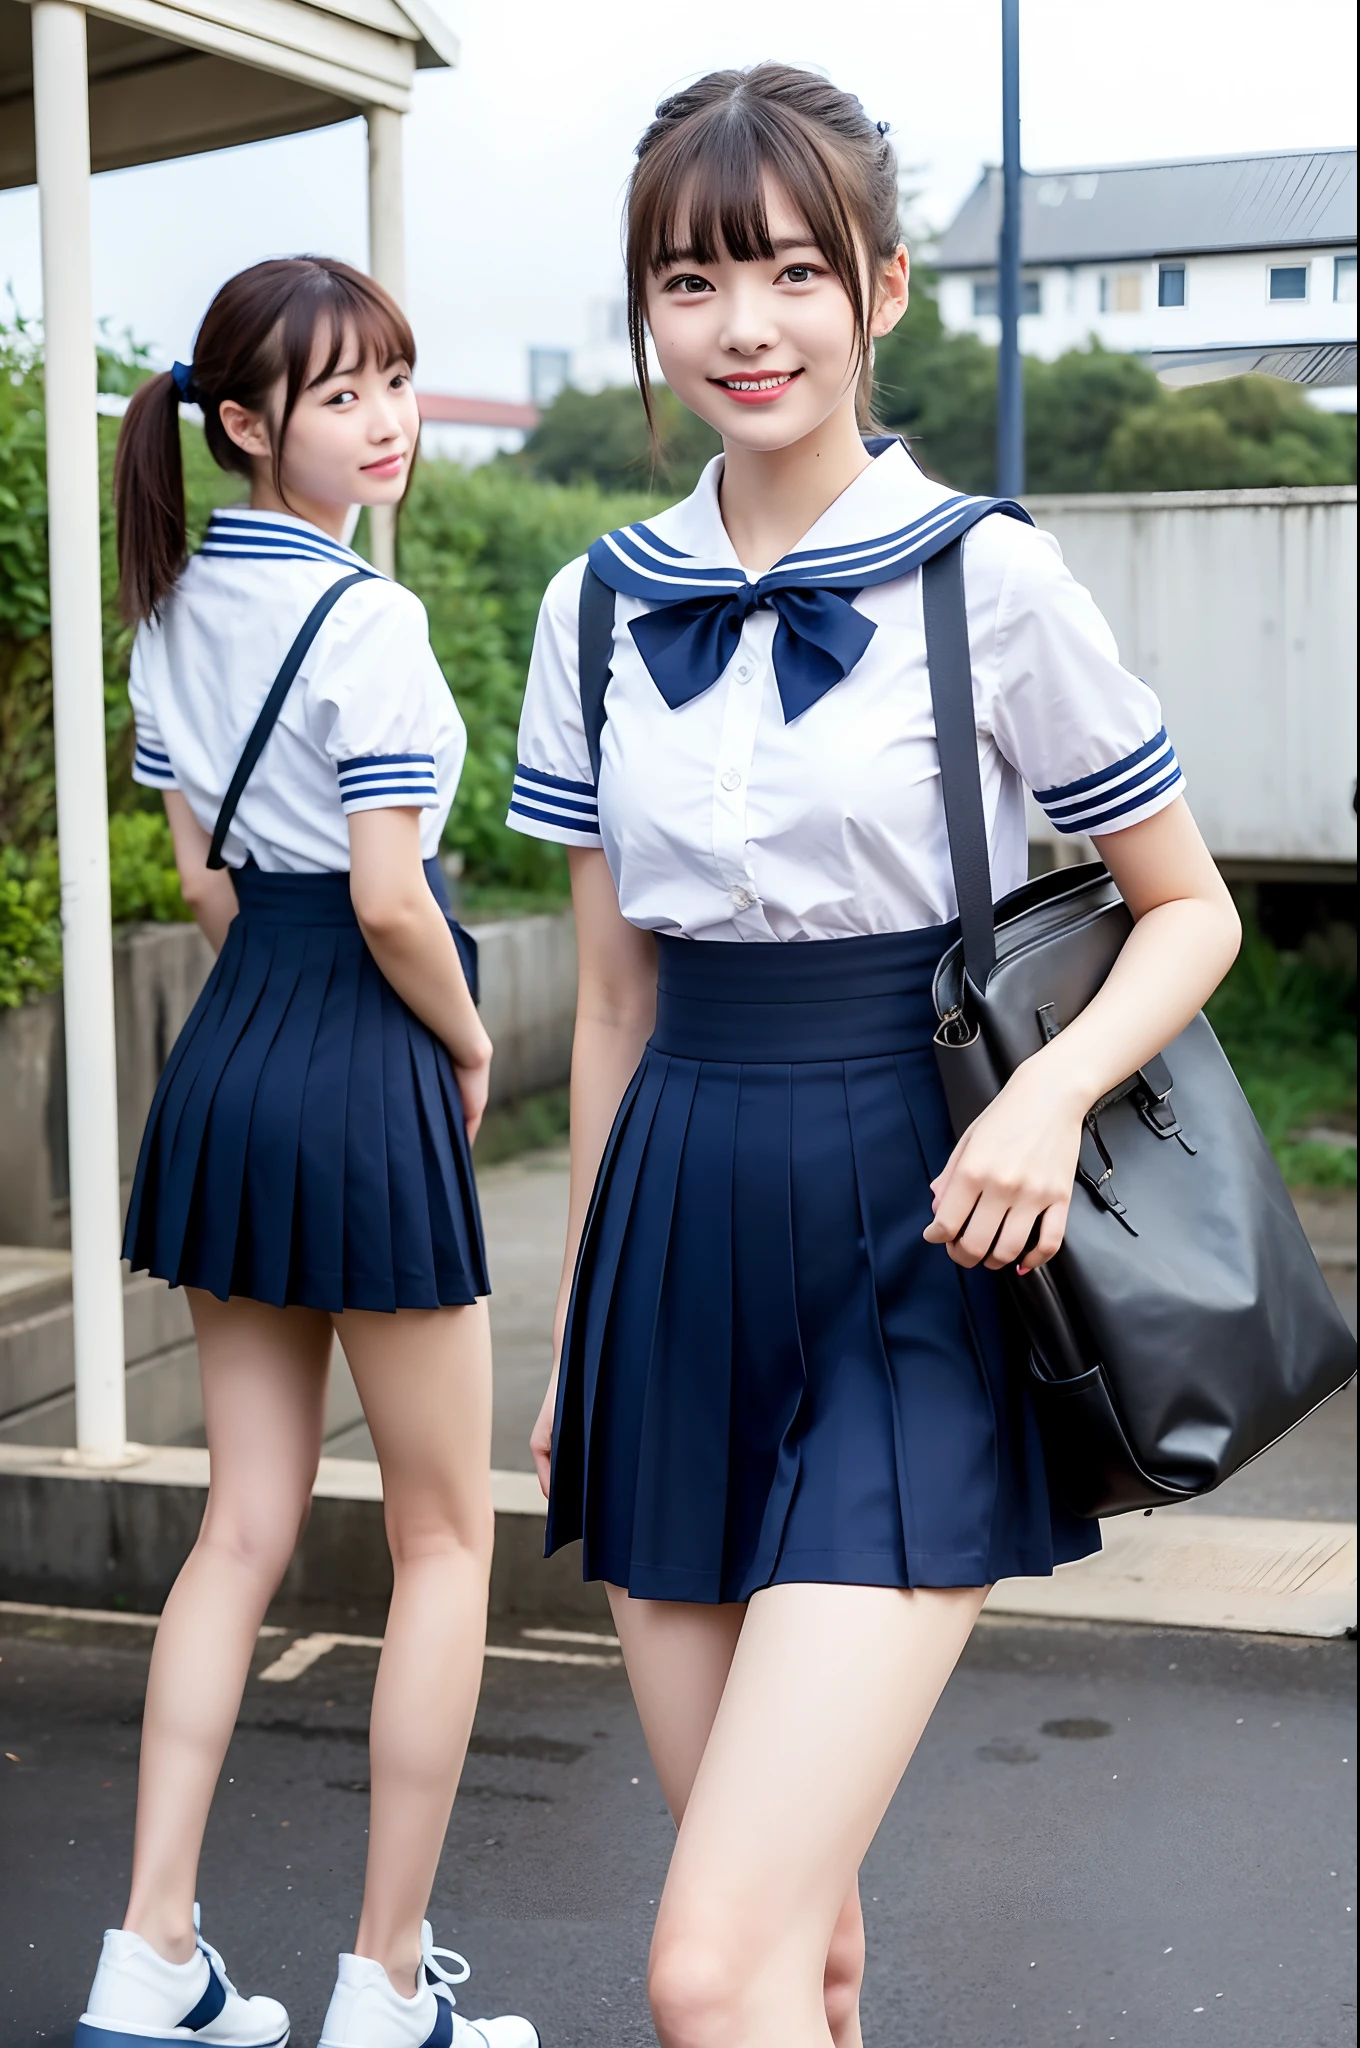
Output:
[{"xmin": 1, "ymin": 1605, "xmax": 1354, "ymax": 2048}]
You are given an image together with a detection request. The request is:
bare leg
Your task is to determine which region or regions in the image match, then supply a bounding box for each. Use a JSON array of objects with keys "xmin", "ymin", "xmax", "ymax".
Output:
[
  {"xmin": 336, "ymin": 1302, "xmax": 494, "ymax": 1997},
  {"xmin": 124, "ymin": 1293, "xmax": 333, "ymax": 1961},
  {"xmin": 643, "ymin": 1580, "xmax": 988, "ymax": 2048},
  {"xmin": 608, "ymin": 1589, "xmax": 868, "ymax": 2048}
]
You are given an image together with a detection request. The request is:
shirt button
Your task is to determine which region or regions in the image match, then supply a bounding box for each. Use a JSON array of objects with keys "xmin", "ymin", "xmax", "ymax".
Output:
[
  {"xmin": 720, "ymin": 769, "xmax": 742, "ymax": 791},
  {"xmin": 736, "ymin": 664, "xmax": 751, "ymax": 681},
  {"xmin": 731, "ymin": 886, "xmax": 754, "ymax": 910}
]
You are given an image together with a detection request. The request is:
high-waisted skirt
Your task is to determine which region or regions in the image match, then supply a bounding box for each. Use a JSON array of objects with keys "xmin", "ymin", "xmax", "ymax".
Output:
[
  {"xmin": 123, "ymin": 858, "xmax": 489, "ymax": 1313},
  {"xmin": 546, "ymin": 927, "xmax": 1100, "ymax": 1602}
]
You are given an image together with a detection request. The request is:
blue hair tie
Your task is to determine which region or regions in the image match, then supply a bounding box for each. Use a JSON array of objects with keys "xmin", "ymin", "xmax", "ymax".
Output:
[{"xmin": 170, "ymin": 360, "xmax": 200, "ymax": 403}]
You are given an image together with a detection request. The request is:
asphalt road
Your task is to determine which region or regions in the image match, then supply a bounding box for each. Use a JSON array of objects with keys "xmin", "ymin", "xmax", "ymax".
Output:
[{"xmin": 1, "ymin": 1609, "xmax": 1354, "ymax": 2048}]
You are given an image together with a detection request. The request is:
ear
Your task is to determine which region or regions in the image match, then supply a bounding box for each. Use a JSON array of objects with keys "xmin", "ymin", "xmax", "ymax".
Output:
[
  {"xmin": 217, "ymin": 398, "xmax": 272, "ymax": 461},
  {"xmin": 870, "ymin": 245, "xmax": 910, "ymax": 340}
]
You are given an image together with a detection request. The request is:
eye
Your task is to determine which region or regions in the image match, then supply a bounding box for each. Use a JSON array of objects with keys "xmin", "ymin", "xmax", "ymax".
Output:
[
  {"xmin": 325, "ymin": 388, "xmax": 359, "ymax": 408},
  {"xmin": 663, "ymin": 274, "xmax": 714, "ymax": 296},
  {"xmin": 389, "ymin": 369, "xmax": 411, "ymax": 390},
  {"xmin": 779, "ymin": 263, "xmax": 818, "ymax": 285}
]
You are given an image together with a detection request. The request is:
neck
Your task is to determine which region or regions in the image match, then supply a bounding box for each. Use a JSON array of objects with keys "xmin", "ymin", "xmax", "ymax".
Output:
[
  {"xmin": 248, "ymin": 477, "xmax": 353, "ymax": 543},
  {"xmin": 716, "ymin": 396, "xmax": 873, "ymax": 579}
]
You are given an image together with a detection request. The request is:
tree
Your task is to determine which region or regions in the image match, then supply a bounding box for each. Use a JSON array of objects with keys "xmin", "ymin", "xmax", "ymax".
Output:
[
  {"xmin": 521, "ymin": 382, "xmax": 719, "ymax": 496},
  {"xmin": 1101, "ymin": 375, "xmax": 1357, "ymax": 491}
]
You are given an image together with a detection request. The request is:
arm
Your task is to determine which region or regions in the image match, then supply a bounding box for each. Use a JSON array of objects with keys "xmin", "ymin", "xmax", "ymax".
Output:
[
  {"xmin": 163, "ymin": 790, "xmax": 238, "ymax": 953},
  {"xmin": 347, "ymin": 807, "xmax": 494, "ymax": 1140},
  {"xmin": 530, "ymin": 847, "xmax": 657, "ymax": 1495},
  {"xmin": 924, "ymin": 796, "xmax": 1240, "ymax": 1276}
]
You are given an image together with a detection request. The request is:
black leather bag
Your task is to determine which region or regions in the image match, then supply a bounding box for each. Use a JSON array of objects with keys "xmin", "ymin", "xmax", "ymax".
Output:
[{"xmin": 921, "ymin": 538, "xmax": 1356, "ymax": 1519}]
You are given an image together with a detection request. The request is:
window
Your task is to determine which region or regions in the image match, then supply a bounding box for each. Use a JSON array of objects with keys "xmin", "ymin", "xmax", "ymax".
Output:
[
  {"xmin": 1158, "ymin": 264, "xmax": 1186, "ymax": 307},
  {"xmin": 1109, "ymin": 272, "xmax": 1143, "ymax": 313},
  {"xmin": 1336, "ymin": 255, "xmax": 1357, "ymax": 304},
  {"xmin": 972, "ymin": 278, "xmax": 1042, "ymax": 317},
  {"xmin": 1269, "ymin": 265, "xmax": 1309, "ymax": 301}
]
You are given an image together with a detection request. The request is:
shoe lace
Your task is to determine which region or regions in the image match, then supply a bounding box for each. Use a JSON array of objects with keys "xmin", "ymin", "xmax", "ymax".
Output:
[{"xmin": 422, "ymin": 1926, "xmax": 471, "ymax": 2008}]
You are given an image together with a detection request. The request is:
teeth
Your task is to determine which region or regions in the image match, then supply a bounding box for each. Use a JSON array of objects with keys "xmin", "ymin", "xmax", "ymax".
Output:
[{"xmin": 722, "ymin": 375, "xmax": 792, "ymax": 391}]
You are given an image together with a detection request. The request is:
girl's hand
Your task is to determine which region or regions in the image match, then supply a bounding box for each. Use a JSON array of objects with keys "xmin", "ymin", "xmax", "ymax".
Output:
[
  {"xmin": 455, "ymin": 1032, "xmax": 493, "ymax": 1145},
  {"xmin": 531, "ymin": 1367, "xmax": 559, "ymax": 1499},
  {"xmin": 923, "ymin": 1053, "xmax": 1086, "ymax": 1276}
]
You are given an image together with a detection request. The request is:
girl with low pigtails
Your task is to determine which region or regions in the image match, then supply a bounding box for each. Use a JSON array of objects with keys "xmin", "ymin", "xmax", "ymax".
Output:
[
  {"xmin": 76, "ymin": 257, "xmax": 537, "ymax": 2048},
  {"xmin": 512, "ymin": 66, "xmax": 1241, "ymax": 2047}
]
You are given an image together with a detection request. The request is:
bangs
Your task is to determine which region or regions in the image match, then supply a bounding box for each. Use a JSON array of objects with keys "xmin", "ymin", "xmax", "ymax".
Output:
[
  {"xmin": 645, "ymin": 112, "xmax": 858, "ymax": 282},
  {"xmin": 280, "ymin": 270, "xmax": 416, "ymax": 390}
]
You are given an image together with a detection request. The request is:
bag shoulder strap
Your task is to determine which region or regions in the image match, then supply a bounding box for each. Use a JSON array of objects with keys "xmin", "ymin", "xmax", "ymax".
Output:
[
  {"xmin": 207, "ymin": 568, "xmax": 375, "ymax": 870},
  {"xmin": 578, "ymin": 563, "xmax": 615, "ymax": 790},
  {"xmin": 921, "ymin": 538, "xmax": 998, "ymax": 987}
]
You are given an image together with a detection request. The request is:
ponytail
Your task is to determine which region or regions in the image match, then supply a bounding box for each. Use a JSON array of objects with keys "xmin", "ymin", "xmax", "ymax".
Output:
[{"xmin": 114, "ymin": 371, "xmax": 187, "ymax": 624}]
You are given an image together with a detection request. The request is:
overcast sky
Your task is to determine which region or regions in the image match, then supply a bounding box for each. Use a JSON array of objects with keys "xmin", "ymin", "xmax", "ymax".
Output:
[{"xmin": 1, "ymin": 0, "xmax": 1355, "ymax": 398}]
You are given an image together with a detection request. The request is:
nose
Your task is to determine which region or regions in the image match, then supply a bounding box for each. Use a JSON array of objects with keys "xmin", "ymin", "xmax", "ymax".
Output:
[{"xmin": 717, "ymin": 278, "xmax": 781, "ymax": 360}]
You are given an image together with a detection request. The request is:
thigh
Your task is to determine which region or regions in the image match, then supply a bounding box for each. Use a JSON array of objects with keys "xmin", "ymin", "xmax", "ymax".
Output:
[
  {"xmin": 607, "ymin": 1587, "xmax": 747, "ymax": 1819},
  {"xmin": 334, "ymin": 1303, "xmax": 492, "ymax": 1544},
  {"xmin": 660, "ymin": 1581, "xmax": 987, "ymax": 1952},
  {"xmin": 188, "ymin": 1290, "xmax": 332, "ymax": 1532}
]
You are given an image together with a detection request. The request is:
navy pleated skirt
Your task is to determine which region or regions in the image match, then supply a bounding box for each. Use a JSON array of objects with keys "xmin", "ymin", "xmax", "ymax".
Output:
[
  {"xmin": 546, "ymin": 927, "xmax": 1100, "ymax": 1602},
  {"xmin": 123, "ymin": 858, "xmax": 489, "ymax": 1313}
]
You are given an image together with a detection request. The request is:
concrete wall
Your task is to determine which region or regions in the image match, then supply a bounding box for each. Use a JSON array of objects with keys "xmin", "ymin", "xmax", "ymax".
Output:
[
  {"xmin": 0, "ymin": 910, "xmax": 577, "ymax": 1252},
  {"xmin": 1024, "ymin": 487, "xmax": 1357, "ymax": 870}
]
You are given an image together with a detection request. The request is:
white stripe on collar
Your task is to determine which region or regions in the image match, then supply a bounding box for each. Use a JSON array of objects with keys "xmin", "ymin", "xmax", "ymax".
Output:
[{"xmin": 198, "ymin": 507, "xmax": 372, "ymax": 571}]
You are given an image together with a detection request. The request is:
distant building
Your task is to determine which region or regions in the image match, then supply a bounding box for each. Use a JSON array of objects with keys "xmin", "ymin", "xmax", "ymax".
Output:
[
  {"xmin": 933, "ymin": 148, "xmax": 1357, "ymax": 403},
  {"xmin": 417, "ymin": 392, "xmax": 539, "ymax": 467},
  {"xmin": 527, "ymin": 300, "xmax": 643, "ymax": 405}
]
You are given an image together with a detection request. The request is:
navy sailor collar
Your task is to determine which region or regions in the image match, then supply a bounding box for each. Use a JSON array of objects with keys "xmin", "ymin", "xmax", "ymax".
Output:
[
  {"xmin": 586, "ymin": 438, "xmax": 1031, "ymax": 722},
  {"xmin": 197, "ymin": 506, "xmax": 376, "ymax": 574}
]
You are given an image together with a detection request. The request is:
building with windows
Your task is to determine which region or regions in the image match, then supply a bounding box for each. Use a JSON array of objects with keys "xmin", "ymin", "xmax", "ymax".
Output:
[{"xmin": 933, "ymin": 148, "xmax": 1356, "ymax": 400}]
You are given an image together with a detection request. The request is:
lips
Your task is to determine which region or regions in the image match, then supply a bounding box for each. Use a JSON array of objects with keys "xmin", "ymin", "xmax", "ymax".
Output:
[
  {"xmin": 361, "ymin": 452, "xmax": 406, "ymax": 477},
  {"xmin": 708, "ymin": 370, "xmax": 803, "ymax": 407}
]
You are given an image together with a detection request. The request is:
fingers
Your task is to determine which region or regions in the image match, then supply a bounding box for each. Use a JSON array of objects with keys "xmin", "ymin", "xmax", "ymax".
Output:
[{"xmin": 1017, "ymin": 1199, "xmax": 1069, "ymax": 1276}]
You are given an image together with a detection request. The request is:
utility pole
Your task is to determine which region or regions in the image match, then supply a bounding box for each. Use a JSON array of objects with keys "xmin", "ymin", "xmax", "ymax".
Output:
[{"xmin": 996, "ymin": 0, "xmax": 1024, "ymax": 496}]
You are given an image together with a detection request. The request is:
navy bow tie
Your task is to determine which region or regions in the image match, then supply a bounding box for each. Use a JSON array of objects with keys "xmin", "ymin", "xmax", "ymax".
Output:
[{"xmin": 587, "ymin": 492, "xmax": 1031, "ymax": 722}]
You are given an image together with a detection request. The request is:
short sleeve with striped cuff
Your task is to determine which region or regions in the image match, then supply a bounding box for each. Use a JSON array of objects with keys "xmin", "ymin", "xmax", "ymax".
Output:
[
  {"xmin": 128, "ymin": 641, "xmax": 178, "ymax": 790},
  {"xmin": 318, "ymin": 581, "xmax": 450, "ymax": 816},
  {"xmin": 979, "ymin": 520, "xmax": 1185, "ymax": 839},
  {"xmin": 336, "ymin": 752, "xmax": 440, "ymax": 814},
  {"xmin": 506, "ymin": 558, "xmax": 604, "ymax": 849}
]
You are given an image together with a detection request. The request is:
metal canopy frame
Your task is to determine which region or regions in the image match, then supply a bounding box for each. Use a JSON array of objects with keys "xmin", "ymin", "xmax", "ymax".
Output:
[{"xmin": 12, "ymin": 0, "xmax": 453, "ymax": 1462}]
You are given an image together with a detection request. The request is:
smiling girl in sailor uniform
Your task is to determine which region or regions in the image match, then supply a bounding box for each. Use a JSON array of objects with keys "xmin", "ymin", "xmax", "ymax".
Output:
[
  {"xmin": 511, "ymin": 68, "xmax": 1241, "ymax": 2048},
  {"xmin": 75, "ymin": 259, "xmax": 536, "ymax": 2048}
]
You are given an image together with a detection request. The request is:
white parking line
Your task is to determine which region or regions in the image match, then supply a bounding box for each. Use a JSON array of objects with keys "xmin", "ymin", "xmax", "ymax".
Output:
[
  {"xmin": 258, "ymin": 1631, "xmax": 623, "ymax": 1682},
  {"xmin": 522, "ymin": 1626, "xmax": 622, "ymax": 1648},
  {"xmin": 0, "ymin": 1599, "xmax": 286, "ymax": 1638}
]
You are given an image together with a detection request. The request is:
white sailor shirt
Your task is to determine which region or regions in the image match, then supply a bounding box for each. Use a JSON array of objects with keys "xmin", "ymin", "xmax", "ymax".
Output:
[
  {"xmin": 129, "ymin": 507, "xmax": 465, "ymax": 873},
  {"xmin": 507, "ymin": 441, "xmax": 1185, "ymax": 943}
]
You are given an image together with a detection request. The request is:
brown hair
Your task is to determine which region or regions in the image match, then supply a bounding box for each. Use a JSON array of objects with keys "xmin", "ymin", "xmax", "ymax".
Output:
[
  {"xmin": 625, "ymin": 65, "xmax": 901, "ymax": 447},
  {"xmin": 114, "ymin": 256, "xmax": 415, "ymax": 623}
]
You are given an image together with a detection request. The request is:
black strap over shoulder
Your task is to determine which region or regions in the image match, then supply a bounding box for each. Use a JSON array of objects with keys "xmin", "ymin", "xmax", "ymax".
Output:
[
  {"xmin": 577, "ymin": 564, "xmax": 616, "ymax": 790},
  {"xmin": 207, "ymin": 569, "xmax": 375, "ymax": 869},
  {"xmin": 921, "ymin": 539, "xmax": 998, "ymax": 988}
]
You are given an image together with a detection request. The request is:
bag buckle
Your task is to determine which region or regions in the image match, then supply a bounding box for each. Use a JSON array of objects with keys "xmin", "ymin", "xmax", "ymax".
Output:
[{"xmin": 1078, "ymin": 1119, "xmax": 1139, "ymax": 1236}]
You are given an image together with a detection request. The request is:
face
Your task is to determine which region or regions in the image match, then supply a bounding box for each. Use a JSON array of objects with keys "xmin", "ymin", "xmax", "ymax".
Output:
[
  {"xmin": 219, "ymin": 323, "xmax": 421, "ymax": 512},
  {"xmin": 645, "ymin": 174, "xmax": 909, "ymax": 454}
]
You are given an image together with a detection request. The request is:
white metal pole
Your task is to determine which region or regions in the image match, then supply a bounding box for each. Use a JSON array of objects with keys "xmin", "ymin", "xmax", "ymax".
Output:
[
  {"xmin": 32, "ymin": 0, "xmax": 130, "ymax": 1464},
  {"xmin": 366, "ymin": 103, "xmax": 406, "ymax": 581}
]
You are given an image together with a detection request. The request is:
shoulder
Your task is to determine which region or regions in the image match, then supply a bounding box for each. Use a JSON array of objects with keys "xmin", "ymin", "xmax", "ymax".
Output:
[
  {"xmin": 534, "ymin": 553, "xmax": 591, "ymax": 648},
  {"xmin": 961, "ymin": 507, "xmax": 1065, "ymax": 603},
  {"xmin": 327, "ymin": 572, "xmax": 430, "ymax": 640}
]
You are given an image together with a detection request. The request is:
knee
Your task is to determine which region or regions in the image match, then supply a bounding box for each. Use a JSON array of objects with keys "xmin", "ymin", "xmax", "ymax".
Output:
[
  {"xmin": 648, "ymin": 1929, "xmax": 745, "ymax": 2048},
  {"xmin": 824, "ymin": 1913, "xmax": 866, "ymax": 2032},
  {"xmin": 384, "ymin": 1495, "xmax": 495, "ymax": 1576},
  {"xmin": 198, "ymin": 1487, "xmax": 310, "ymax": 1586}
]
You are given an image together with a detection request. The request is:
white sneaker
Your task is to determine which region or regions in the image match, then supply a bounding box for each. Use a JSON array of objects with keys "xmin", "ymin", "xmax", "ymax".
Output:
[
  {"xmin": 317, "ymin": 1923, "xmax": 538, "ymax": 2048},
  {"xmin": 75, "ymin": 1913, "xmax": 289, "ymax": 2045}
]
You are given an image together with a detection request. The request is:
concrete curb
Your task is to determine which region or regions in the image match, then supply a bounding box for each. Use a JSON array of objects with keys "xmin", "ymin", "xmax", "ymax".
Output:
[{"xmin": 0, "ymin": 1444, "xmax": 1353, "ymax": 1637}]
